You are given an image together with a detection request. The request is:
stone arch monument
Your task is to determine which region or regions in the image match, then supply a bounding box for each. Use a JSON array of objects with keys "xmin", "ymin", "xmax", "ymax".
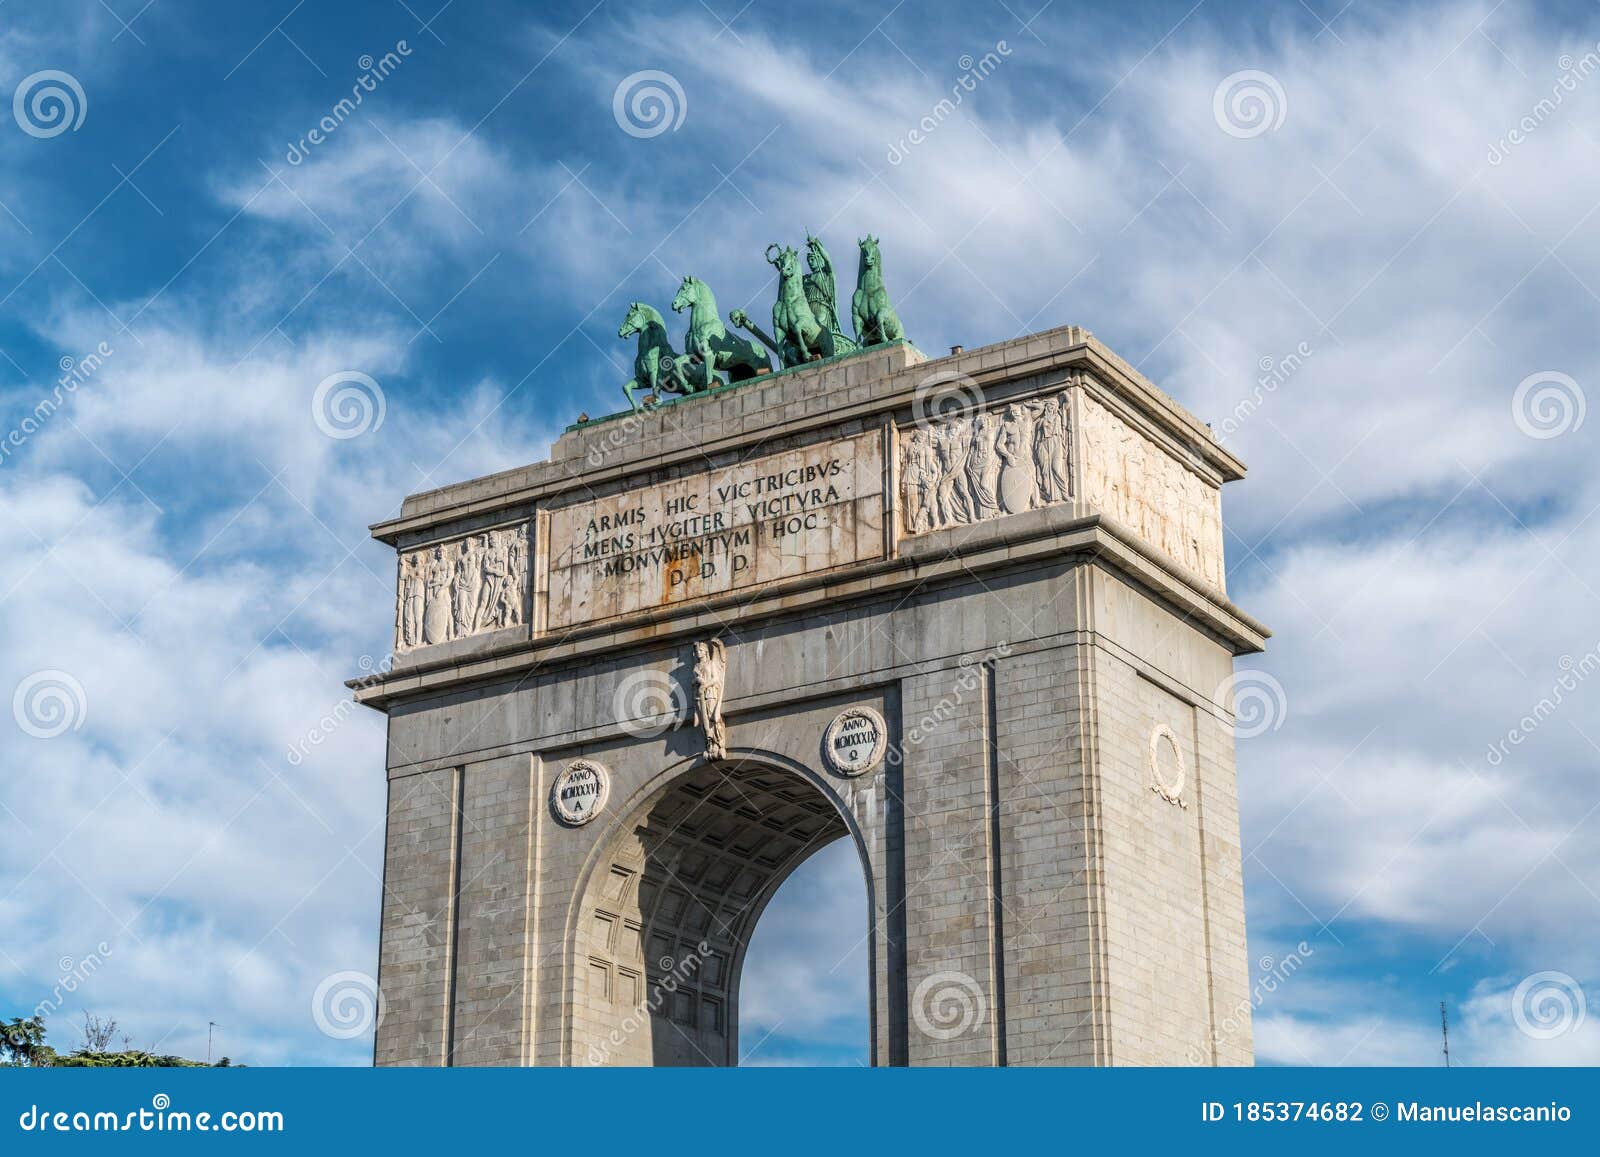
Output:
[{"xmin": 355, "ymin": 326, "xmax": 1268, "ymax": 1066}]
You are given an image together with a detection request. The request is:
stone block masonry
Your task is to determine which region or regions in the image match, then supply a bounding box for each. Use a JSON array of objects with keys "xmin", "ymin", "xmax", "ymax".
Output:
[{"xmin": 355, "ymin": 323, "xmax": 1268, "ymax": 1066}]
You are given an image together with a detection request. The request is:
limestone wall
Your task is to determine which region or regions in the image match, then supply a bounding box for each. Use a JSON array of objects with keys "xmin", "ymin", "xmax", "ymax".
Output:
[{"xmin": 364, "ymin": 325, "xmax": 1264, "ymax": 1068}]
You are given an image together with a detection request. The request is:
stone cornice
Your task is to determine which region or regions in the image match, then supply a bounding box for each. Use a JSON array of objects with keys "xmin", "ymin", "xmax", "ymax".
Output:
[{"xmin": 351, "ymin": 508, "xmax": 1267, "ymax": 711}]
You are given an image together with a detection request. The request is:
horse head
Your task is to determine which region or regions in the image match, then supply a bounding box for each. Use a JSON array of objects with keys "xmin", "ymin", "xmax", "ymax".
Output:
[
  {"xmin": 858, "ymin": 235, "xmax": 882, "ymax": 272},
  {"xmin": 618, "ymin": 301, "xmax": 655, "ymax": 338},
  {"xmin": 766, "ymin": 244, "xmax": 798, "ymax": 277},
  {"xmin": 671, "ymin": 276, "xmax": 700, "ymax": 314}
]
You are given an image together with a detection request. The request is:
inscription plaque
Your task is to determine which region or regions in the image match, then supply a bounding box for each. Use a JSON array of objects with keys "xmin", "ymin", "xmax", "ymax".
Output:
[
  {"xmin": 546, "ymin": 433, "xmax": 884, "ymax": 629},
  {"xmin": 824, "ymin": 706, "xmax": 889, "ymax": 776},
  {"xmin": 552, "ymin": 759, "xmax": 610, "ymax": 825}
]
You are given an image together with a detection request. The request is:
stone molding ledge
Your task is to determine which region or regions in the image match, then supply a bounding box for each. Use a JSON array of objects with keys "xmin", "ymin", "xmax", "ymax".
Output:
[{"xmin": 352, "ymin": 509, "xmax": 1267, "ymax": 711}]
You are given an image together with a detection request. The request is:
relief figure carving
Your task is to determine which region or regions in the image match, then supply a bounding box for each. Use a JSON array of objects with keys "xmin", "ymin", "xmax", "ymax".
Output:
[
  {"xmin": 996, "ymin": 403, "xmax": 1037, "ymax": 515},
  {"xmin": 900, "ymin": 386, "xmax": 1075, "ymax": 538},
  {"xmin": 965, "ymin": 411, "xmax": 1002, "ymax": 520},
  {"xmin": 503, "ymin": 534, "xmax": 525, "ymax": 627},
  {"xmin": 934, "ymin": 419, "xmax": 974, "ymax": 526},
  {"xmin": 474, "ymin": 533, "xmax": 509, "ymax": 633},
  {"xmin": 453, "ymin": 536, "xmax": 483, "ymax": 636},
  {"xmin": 395, "ymin": 523, "xmax": 530, "ymax": 652},
  {"xmin": 423, "ymin": 545, "xmax": 452, "ymax": 646},
  {"xmin": 900, "ymin": 437, "xmax": 937, "ymax": 536},
  {"xmin": 1033, "ymin": 394, "xmax": 1071, "ymax": 505},
  {"xmin": 1078, "ymin": 395, "xmax": 1225, "ymax": 590},
  {"xmin": 399, "ymin": 554, "xmax": 424, "ymax": 649},
  {"xmin": 894, "ymin": 384, "xmax": 1222, "ymax": 590}
]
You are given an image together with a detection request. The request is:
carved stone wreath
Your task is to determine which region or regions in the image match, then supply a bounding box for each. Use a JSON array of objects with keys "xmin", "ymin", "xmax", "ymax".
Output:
[{"xmin": 1148, "ymin": 723, "xmax": 1188, "ymax": 809}]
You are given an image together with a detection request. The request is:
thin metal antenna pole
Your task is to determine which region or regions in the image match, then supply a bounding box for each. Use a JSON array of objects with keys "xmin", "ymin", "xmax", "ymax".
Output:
[{"xmin": 1440, "ymin": 1002, "xmax": 1450, "ymax": 1068}]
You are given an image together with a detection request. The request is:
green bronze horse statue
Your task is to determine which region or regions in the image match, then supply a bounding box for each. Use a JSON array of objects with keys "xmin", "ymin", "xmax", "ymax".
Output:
[
  {"xmin": 852, "ymin": 235, "xmax": 905, "ymax": 347},
  {"xmin": 765, "ymin": 243, "xmax": 834, "ymax": 367},
  {"xmin": 670, "ymin": 276, "xmax": 770, "ymax": 391},
  {"xmin": 618, "ymin": 301, "xmax": 686, "ymax": 413}
]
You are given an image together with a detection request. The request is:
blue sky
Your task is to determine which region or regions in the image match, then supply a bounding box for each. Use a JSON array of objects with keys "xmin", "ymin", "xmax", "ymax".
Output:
[{"xmin": 3, "ymin": 0, "xmax": 1600, "ymax": 1066}]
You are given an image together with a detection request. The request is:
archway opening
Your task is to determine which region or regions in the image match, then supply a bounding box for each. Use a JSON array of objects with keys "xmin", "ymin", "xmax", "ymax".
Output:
[
  {"xmin": 737, "ymin": 838, "xmax": 870, "ymax": 1066},
  {"xmin": 570, "ymin": 757, "xmax": 869, "ymax": 1066}
]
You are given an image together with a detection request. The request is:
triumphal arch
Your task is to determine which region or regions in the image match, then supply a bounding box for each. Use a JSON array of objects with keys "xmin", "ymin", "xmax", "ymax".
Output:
[{"xmin": 355, "ymin": 256, "xmax": 1267, "ymax": 1066}]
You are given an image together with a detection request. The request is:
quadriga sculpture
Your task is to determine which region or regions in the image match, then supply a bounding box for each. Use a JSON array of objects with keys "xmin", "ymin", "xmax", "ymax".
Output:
[
  {"xmin": 852, "ymin": 235, "xmax": 905, "ymax": 347},
  {"xmin": 613, "ymin": 231, "xmax": 911, "ymax": 413},
  {"xmin": 670, "ymin": 276, "xmax": 770, "ymax": 391},
  {"xmin": 764, "ymin": 242, "xmax": 833, "ymax": 367},
  {"xmin": 618, "ymin": 301, "xmax": 686, "ymax": 413}
]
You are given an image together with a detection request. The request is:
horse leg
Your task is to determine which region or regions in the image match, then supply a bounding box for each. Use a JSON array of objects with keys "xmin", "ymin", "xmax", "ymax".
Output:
[
  {"xmin": 660, "ymin": 354, "xmax": 691, "ymax": 397},
  {"xmin": 690, "ymin": 340, "xmax": 714, "ymax": 391},
  {"xmin": 623, "ymin": 378, "xmax": 642, "ymax": 413},
  {"xmin": 686, "ymin": 343, "xmax": 704, "ymax": 392}
]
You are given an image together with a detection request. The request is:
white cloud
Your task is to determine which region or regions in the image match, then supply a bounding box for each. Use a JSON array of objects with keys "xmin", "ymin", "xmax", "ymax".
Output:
[
  {"xmin": 738, "ymin": 838, "xmax": 869, "ymax": 1061},
  {"xmin": 0, "ymin": 291, "xmax": 556, "ymax": 1062},
  {"xmin": 1258, "ymin": 971, "xmax": 1600, "ymax": 1066}
]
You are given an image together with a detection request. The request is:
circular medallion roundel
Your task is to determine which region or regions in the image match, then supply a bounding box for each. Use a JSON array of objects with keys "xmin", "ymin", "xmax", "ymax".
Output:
[
  {"xmin": 551, "ymin": 759, "xmax": 611, "ymax": 825},
  {"xmin": 823, "ymin": 706, "xmax": 889, "ymax": 777}
]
